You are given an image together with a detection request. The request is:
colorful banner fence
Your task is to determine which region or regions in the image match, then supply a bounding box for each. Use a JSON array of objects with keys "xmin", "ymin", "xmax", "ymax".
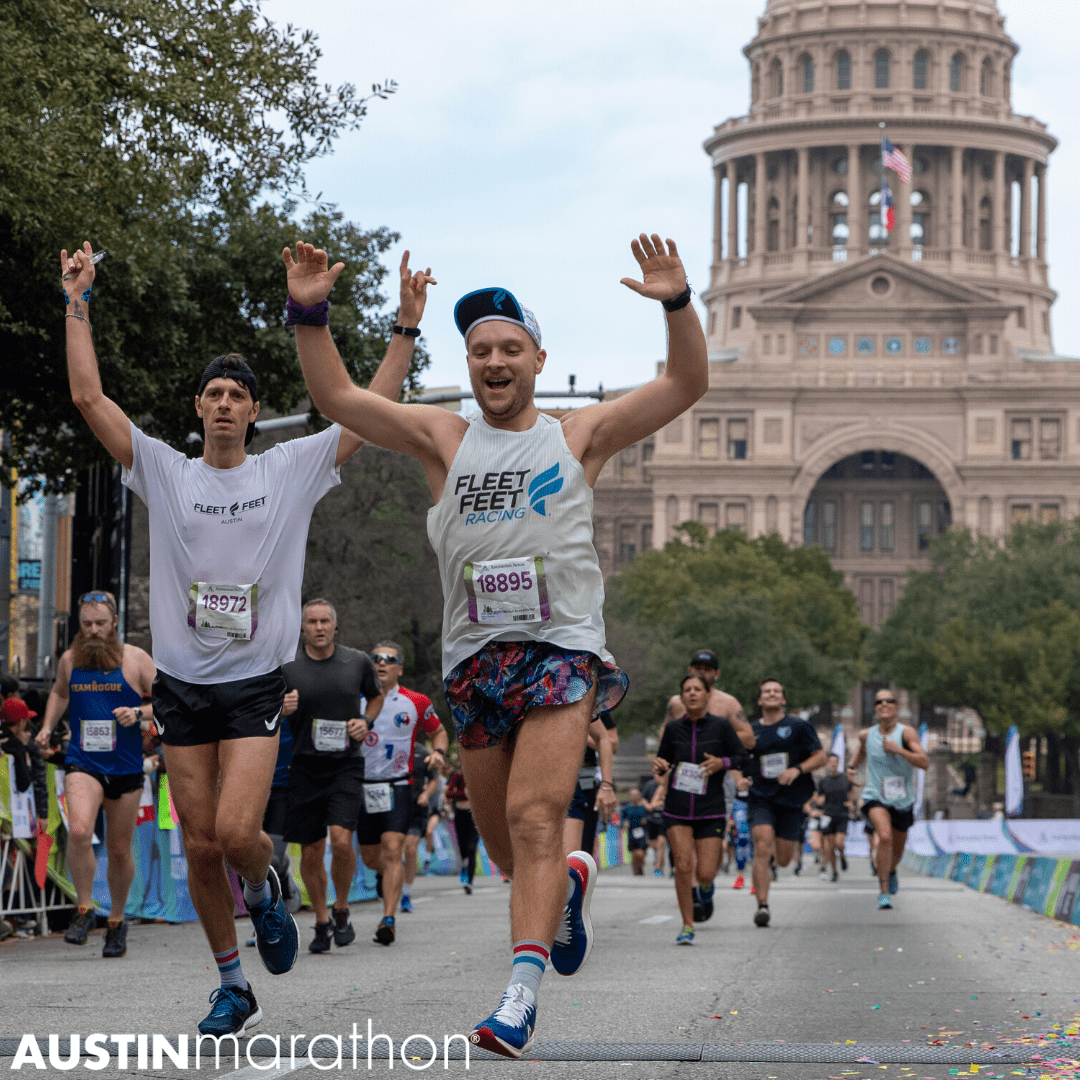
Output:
[
  {"xmin": 6, "ymin": 766, "xmax": 630, "ymax": 923},
  {"xmin": 905, "ymin": 819, "xmax": 1080, "ymax": 857},
  {"xmin": 903, "ymin": 848, "xmax": 1080, "ymax": 927}
]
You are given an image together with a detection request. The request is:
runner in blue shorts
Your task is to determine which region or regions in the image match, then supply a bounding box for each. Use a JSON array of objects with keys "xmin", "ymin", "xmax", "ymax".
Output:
[{"xmin": 290, "ymin": 232, "xmax": 708, "ymax": 1057}]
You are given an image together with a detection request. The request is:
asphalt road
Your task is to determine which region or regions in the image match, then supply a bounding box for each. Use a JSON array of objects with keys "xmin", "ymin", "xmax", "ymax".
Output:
[{"xmin": 2, "ymin": 858, "xmax": 1077, "ymax": 1079}]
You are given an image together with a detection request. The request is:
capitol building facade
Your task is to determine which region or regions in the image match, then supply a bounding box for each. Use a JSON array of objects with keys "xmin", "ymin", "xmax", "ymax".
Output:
[{"xmin": 593, "ymin": 0, "xmax": 1074, "ymax": 630}]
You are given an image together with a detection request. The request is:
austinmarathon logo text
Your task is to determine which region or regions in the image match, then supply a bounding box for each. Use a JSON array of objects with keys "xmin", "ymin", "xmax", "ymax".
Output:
[
  {"xmin": 9, "ymin": 1022, "xmax": 471, "ymax": 1070},
  {"xmin": 453, "ymin": 463, "xmax": 563, "ymax": 524}
]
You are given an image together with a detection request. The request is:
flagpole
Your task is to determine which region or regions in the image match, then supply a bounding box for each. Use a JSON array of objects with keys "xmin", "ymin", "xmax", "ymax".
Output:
[{"xmin": 879, "ymin": 121, "xmax": 888, "ymax": 246}]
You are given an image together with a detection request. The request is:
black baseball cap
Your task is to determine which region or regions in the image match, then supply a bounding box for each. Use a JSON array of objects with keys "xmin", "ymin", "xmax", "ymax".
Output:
[
  {"xmin": 690, "ymin": 649, "xmax": 719, "ymax": 668},
  {"xmin": 197, "ymin": 354, "xmax": 259, "ymax": 446},
  {"xmin": 454, "ymin": 287, "xmax": 542, "ymax": 348}
]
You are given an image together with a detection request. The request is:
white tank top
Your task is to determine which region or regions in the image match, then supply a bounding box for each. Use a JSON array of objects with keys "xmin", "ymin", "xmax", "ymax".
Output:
[{"xmin": 427, "ymin": 412, "xmax": 612, "ymax": 677}]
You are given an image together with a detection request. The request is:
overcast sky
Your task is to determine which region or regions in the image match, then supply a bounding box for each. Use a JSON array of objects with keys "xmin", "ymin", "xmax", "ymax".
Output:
[{"xmin": 263, "ymin": 0, "xmax": 1080, "ymax": 397}]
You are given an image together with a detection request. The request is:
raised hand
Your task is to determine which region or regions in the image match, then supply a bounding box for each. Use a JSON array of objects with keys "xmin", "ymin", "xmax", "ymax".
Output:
[
  {"xmin": 620, "ymin": 233, "xmax": 687, "ymax": 303},
  {"xmin": 60, "ymin": 241, "xmax": 96, "ymax": 302},
  {"xmin": 282, "ymin": 242, "xmax": 345, "ymax": 306},
  {"xmin": 397, "ymin": 250, "xmax": 437, "ymax": 326}
]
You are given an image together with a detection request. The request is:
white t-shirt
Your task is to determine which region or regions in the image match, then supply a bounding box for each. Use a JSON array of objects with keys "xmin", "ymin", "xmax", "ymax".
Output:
[{"xmin": 123, "ymin": 422, "xmax": 341, "ymax": 685}]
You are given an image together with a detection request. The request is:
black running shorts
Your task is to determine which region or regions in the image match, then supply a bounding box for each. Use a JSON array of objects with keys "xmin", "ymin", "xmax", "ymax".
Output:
[
  {"xmin": 284, "ymin": 757, "xmax": 365, "ymax": 846},
  {"xmin": 746, "ymin": 796, "xmax": 805, "ymax": 843},
  {"xmin": 152, "ymin": 669, "xmax": 287, "ymax": 746},
  {"xmin": 819, "ymin": 812, "xmax": 849, "ymax": 836},
  {"xmin": 861, "ymin": 800, "xmax": 915, "ymax": 833},
  {"xmin": 64, "ymin": 765, "xmax": 143, "ymax": 802},
  {"xmin": 406, "ymin": 795, "xmax": 434, "ymax": 837},
  {"xmin": 356, "ymin": 782, "xmax": 411, "ymax": 846},
  {"xmin": 663, "ymin": 814, "xmax": 725, "ymax": 841}
]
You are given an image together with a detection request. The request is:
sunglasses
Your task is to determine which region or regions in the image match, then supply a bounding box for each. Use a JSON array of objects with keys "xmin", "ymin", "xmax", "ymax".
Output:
[
  {"xmin": 80, "ymin": 591, "xmax": 115, "ymax": 608},
  {"xmin": 372, "ymin": 653, "xmax": 401, "ymax": 665},
  {"xmin": 875, "ymin": 697, "xmax": 896, "ymax": 705}
]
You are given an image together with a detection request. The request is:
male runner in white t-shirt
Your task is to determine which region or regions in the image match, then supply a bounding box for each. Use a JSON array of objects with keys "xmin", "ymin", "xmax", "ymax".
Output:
[
  {"xmin": 61, "ymin": 240, "xmax": 434, "ymax": 1036},
  {"xmin": 284, "ymin": 233, "xmax": 707, "ymax": 1057}
]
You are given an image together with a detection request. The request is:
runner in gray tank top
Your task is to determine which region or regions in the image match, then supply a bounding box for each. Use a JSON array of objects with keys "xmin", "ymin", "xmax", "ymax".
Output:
[
  {"xmin": 286, "ymin": 233, "xmax": 708, "ymax": 1058},
  {"xmin": 846, "ymin": 687, "xmax": 928, "ymax": 910}
]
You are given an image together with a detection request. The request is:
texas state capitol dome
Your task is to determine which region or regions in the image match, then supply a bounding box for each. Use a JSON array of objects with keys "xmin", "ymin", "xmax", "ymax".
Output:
[{"xmin": 591, "ymin": 0, "xmax": 1075, "ymax": 634}]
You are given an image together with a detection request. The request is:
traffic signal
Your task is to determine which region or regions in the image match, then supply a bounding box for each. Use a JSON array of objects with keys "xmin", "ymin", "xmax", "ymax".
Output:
[{"xmin": 1022, "ymin": 750, "xmax": 1037, "ymax": 781}]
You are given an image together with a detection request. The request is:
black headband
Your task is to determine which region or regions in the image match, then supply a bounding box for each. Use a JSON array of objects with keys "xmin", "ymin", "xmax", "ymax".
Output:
[{"xmin": 197, "ymin": 355, "xmax": 258, "ymax": 446}]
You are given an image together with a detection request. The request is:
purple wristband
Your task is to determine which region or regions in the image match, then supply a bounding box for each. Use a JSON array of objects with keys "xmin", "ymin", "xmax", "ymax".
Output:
[{"xmin": 285, "ymin": 294, "xmax": 330, "ymax": 327}]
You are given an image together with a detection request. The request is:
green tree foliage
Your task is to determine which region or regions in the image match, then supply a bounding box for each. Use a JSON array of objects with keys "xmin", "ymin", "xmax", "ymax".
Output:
[
  {"xmin": 606, "ymin": 527, "xmax": 865, "ymax": 731},
  {"xmin": 1, "ymin": 0, "xmax": 404, "ymax": 492},
  {"xmin": 866, "ymin": 521, "xmax": 1080, "ymax": 739}
]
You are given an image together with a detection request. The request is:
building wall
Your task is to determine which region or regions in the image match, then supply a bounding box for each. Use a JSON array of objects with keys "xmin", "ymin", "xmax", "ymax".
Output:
[{"xmin": 592, "ymin": 0, "xmax": 1076, "ymax": 628}]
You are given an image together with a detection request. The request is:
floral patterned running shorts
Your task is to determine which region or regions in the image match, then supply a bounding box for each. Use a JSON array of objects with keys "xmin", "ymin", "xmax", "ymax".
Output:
[{"xmin": 444, "ymin": 641, "xmax": 629, "ymax": 751}]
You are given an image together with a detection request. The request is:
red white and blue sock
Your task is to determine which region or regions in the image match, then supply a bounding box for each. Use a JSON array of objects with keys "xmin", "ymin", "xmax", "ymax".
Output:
[
  {"xmin": 508, "ymin": 940, "xmax": 549, "ymax": 1000},
  {"xmin": 213, "ymin": 947, "xmax": 248, "ymax": 991}
]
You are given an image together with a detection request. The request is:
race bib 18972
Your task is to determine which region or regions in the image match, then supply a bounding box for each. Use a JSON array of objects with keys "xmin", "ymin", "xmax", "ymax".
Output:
[
  {"xmin": 188, "ymin": 582, "xmax": 258, "ymax": 640},
  {"xmin": 464, "ymin": 557, "xmax": 550, "ymax": 626}
]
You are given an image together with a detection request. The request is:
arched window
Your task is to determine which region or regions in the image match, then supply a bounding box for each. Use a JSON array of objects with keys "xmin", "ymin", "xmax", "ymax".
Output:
[
  {"xmin": 800, "ymin": 54, "xmax": 815, "ymax": 93},
  {"xmin": 831, "ymin": 191, "xmax": 849, "ymax": 248},
  {"xmin": 836, "ymin": 50, "xmax": 851, "ymax": 90},
  {"xmin": 910, "ymin": 190, "xmax": 930, "ymax": 247},
  {"xmin": 767, "ymin": 197, "xmax": 781, "ymax": 251},
  {"xmin": 913, "ymin": 50, "xmax": 929, "ymax": 90},
  {"xmin": 979, "ymin": 196, "xmax": 992, "ymax": 251},
  {"xmin": 980, "ymin": 56, "xmax": 994, "ymax": 96},
  {"xmin": 874, "ymin": 49, "xmax": 890, "ymax": 89},
  {"xmin": 770, "ymin": 58, "xmax": 784, "ymax": 98},
  {"xmin": 950, "ymin": 53, "xmax": 963, "ymax": 92}
]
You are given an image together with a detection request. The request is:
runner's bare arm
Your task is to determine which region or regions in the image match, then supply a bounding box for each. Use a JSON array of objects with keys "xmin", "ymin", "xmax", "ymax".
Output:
[
  {"xmin": 592, "ymin": 719, "xmax": 618, "ymax": 822},
  {"xmin": 332, "ymin": 249, "xmax": 438, "ymax": 466},
  {"xmin": 62, "ymin": 242, "xmax": 133, "ymax": 468},
  {"xmin": 899, "ymin": 725, "xmax": 930, "ymax": 771},
  {"xmin": 133, "ymin": 645, "xmax": 157, "ymax": 697},
  {"xmin": 564, "ymin": 235, "xmax": 708, "ymax": 485},
  {"xmin": 727, "ymin": 703, "xmax": 756, "ymax": 750},
  {"xmin": 285, "ymin": 243, "xmax": 462, "ymax": 482},
  {"xmin": 36, "ymin": 652, "xmax": 73, "ymax": 747}
]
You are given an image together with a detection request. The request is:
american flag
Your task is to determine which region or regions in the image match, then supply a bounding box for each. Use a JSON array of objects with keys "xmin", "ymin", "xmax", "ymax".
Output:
[{"xmin": 881, "ymin": 136, "xmax": 911, "ymax": 183}]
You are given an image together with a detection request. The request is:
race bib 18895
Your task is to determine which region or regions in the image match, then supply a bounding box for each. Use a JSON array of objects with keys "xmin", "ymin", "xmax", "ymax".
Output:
[
  {"xmin": 464, "ymin": 557, "xmax": 550, "ymax": 626},
  {"xmin": 188, "ymin": 582, "xmax": 258, "ymax": 640}
]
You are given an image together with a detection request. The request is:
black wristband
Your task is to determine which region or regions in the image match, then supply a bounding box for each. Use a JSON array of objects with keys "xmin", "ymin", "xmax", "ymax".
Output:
[
  {"xmin": 661, "ymin": 283, "xmax": 693, "ymax": 312},
  {"xmin": 393, "ymin": 325, "xmax": 421, "ymax": 337}
]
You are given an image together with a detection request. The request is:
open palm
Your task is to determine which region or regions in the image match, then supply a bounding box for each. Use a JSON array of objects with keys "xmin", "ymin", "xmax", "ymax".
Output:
[
  {"xmin": 282, "ymin": 242, "xmax": 344, "ymax": 306},
  {"xmin": 620, "ymin": 234, "xmax": 687, "ymax": 301}
]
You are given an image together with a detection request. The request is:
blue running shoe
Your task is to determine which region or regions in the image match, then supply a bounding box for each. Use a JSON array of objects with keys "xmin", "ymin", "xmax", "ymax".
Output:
[
  {"xmin": 247, "ymin": 867, "xmax": 298, "ymax": 975},
  {"xmin": 676, "ymin": 924, "xmax": 695, "ymax": 945},
  {"xmin": 400, "ymin": 895, "xmax": 414, "ymax": 913},
  {"xmin": 469, "ymin": 984, "xmax": 536, "ymax": 1059},
  {"xmin": 374, "ymin": 916, "xmax": 395, "ymax": 945},
  {"xmin": 888, "ymin": 870, "xmax": 899, "ymax": 895},
  {"xmin": 551, "ymin": 850, "xmax": 596, "ymax": 976},
  {"xmin": 198, "ymin": 985, "xmax": 262, "ymax": 1036},
  {"xmin": 877, "ymin": 892, "xmax": 893, "ymax": 910}
]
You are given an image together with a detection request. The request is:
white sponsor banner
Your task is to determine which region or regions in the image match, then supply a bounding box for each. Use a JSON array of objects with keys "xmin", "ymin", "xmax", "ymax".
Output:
[
  {"xmin": 844, "ymin": 818, "xmax": 870, "ymax": 860},
  {"xmin": 913, "ymin": 722, "xmax": 929, "ymax": 821},
  {"xmin": 906, "ymin": 818, "xmax": 1080, "ymax": 857},
  {"xmin": 1005, "ymin": 725, "xmax": 1023, "ymax": 817}
]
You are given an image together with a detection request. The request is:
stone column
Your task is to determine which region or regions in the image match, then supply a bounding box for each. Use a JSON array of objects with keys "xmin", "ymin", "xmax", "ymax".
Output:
[
  {"xmin": 1019, "ymin": 157, "xmax": 1033, "ymax": 260},
  {"xmin": 712, "ymin": 165, "xmax": 723, "ymax": 270},
  {"xmin": 727, "ymin": 159, "xmax": 740, "ymax": 262},
  {"xmin": 796, "ymin": 145, "xmax": 810, "ymax": 250},
  {"xmin": 1036, "ymin": 162, "xmax": 1047, "ymax": 262},
  {"xmin": 754, "ymin": 152, "xmax": 768, "ymax": 256},
  {"xmin": 782, "ymin": 152, "xmax": 792, "ymax": 249},
  {"xmin": 992, "ymin": 150, "xmax": 1006, "ymax": 253},
  {"xmin": 847, "ymin": 143, "xmax": 862, "ymax": 257},
  {"xmin": 950, "ymin": 145, "xmax": 963, "ymax": 250}
]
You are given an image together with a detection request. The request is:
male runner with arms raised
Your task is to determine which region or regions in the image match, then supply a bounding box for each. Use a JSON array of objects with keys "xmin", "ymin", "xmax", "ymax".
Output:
[
  {"xmin": 286, "ymin": 233, "xmax": 707, "ymax": 1057},
  {"xmin": 61, "ymin": 240, "xmax": 433, "ymax": 1036}
]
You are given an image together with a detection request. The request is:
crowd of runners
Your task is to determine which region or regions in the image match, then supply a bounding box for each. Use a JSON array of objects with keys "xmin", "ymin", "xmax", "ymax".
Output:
[{"xmin": 23, "ymin": 231, "xmax": 928, "ymax": 1059}]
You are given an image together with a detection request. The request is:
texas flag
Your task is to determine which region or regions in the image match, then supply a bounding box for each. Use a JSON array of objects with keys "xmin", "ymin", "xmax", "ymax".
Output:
[
  {"xmin": 880, "ymin": 181, "xmax": 895, "ymax": 232},
  {"xmin": 881, "ymin": 137, "xmax": 912, "ymax": 183}
]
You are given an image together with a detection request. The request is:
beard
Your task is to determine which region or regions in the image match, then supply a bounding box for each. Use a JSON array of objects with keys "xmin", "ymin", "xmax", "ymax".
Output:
[{"xmin": 71, "ymin": 629, "xmax": 123, "ymax": 672}]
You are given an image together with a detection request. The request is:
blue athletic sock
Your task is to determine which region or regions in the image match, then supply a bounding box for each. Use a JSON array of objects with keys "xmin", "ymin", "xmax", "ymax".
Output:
[
  {"xmin": 509, "ymin": 940, "xmax": 548, "ymax": 1001},
  {"xmin": 243, "ymin": 875, "xmax": 271, "ymax": 909},
  {"xmin": 213, "ymin": 947, "xmax": 248, "ymax": 991}
]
